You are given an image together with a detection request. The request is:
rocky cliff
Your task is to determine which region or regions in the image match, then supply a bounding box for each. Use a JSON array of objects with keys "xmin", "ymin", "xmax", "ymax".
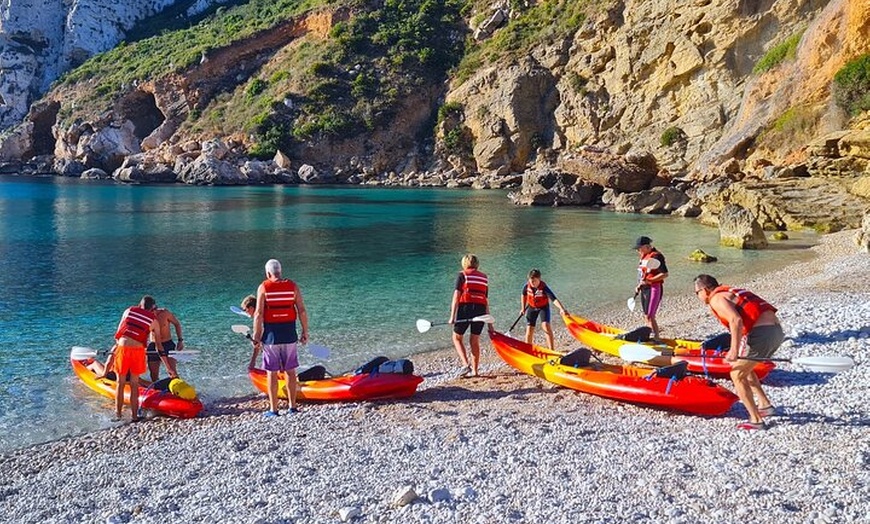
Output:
[
  {"xmin": 0, "ymin": 0, "xmax": 228, "ymax": 131},
  {"xmin": 0, "ymin": 0, "xmax": 868, "ymax": 234}
]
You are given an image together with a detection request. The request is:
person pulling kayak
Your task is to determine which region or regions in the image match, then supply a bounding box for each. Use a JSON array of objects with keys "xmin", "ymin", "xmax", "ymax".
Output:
[{"xmin": 520, "ymin": 269, "xmax": 568, "ymax": 351}]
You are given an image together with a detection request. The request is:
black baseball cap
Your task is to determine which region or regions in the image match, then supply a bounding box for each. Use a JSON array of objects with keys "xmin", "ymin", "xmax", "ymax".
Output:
[{"xmin": 633, "ymin": 236, "xmax": 652, "ymax": 249}]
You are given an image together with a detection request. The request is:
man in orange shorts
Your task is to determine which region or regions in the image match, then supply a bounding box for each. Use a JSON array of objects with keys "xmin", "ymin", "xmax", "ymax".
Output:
[{"xmin": 103, "ymin": 296, "xmax": 170, "ymax": 421}]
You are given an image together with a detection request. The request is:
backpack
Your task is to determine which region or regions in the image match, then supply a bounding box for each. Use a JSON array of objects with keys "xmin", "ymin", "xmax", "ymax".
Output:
[
  {"xmin": 355, "ymin": 356, "xmax": 390, "ymax": 375},
  {"xmin": 377, "ymin": 359, "xmax": 414, "ymax": 374}
]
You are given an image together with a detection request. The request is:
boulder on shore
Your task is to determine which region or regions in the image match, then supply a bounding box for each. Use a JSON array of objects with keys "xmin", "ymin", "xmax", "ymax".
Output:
[{"xmin": 718, "ymin": 204, "xmax": 768, "ymax": 249}]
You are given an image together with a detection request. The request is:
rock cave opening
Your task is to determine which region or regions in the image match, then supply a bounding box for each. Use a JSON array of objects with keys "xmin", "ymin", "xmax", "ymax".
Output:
[
  {"xmin": 31, "ymin": 101, "xmax": 60, "ymax": 157},
  {"xmin": 117, "ymin": 91, "xmax": 165, "ymax": 141}
]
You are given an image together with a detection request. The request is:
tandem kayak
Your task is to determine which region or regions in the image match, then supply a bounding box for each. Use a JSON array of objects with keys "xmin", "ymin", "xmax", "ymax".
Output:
[
  {"xmin": 561, "ymin": 312, "xmax": 776, "ymax": 380},
  {"xmin": 248, "ymin": 364, "xmax": 423, "ymax": 402},
  {"xmin": 70, "ymin": 354, "xmax": 203, "ymax": 418},
  {"xmin": 490, "ymin": 332, "xmax": 738, "ymax": 416}
]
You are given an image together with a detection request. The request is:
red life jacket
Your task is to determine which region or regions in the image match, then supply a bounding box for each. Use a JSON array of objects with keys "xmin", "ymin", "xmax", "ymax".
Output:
[
  {"xmin": 263, "ymin": 278, "xmax": 298, "ymax": 323},
  {"xmin": 525, "ymin": 281, "xmax": 549, "ymax": 308},
  {"xmin": 114, "ymin": 306, "xmax": 156, "ymax": 345},
  {"xmin": 459, "ymin": 269, "xmax": 488, "ymax": 305},
  {"xmin": 638, "ymin": 250, "xmax": 664, "ymax": 285},
  {"xmin": 709, "ymin": 286, "xmax": 777, "ymax": 334}
]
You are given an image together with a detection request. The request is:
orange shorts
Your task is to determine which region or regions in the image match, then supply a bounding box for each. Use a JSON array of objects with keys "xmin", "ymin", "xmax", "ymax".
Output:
[{"xmin": 114, "ymin": 345, "xmax": 146, "ymax": 376}]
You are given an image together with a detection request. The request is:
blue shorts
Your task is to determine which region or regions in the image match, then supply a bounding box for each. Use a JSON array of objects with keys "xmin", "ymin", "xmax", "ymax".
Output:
[
  {"xmin": 263, "ymin": 343, "xmax": 299, "ymax": 372},
  {"xmin": 526, "ymin": 306, "xmax": 551, "ymax": 326},
  {"xmin": 147, "ymin": 340, "xmax": 176, "ymax": 363}
]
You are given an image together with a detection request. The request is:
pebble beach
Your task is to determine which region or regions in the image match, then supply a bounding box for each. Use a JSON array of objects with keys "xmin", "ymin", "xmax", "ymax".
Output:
[{"xmin": 1, "ymin": 231, "xmax": 868, "ymax": 524}]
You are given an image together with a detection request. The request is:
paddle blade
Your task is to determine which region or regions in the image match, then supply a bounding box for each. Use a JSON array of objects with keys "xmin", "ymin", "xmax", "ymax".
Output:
[
  {"xmin": 231, "ymin": 324, "xmax": 251, "ymax": 335},
  {"xmin": 230, "ymin": 305, "xmax": 250, "ymax": 317},
  {"xmin": 791, "ymin": 356, "xmax": 855, "ymax": 373},
  {"xmin": 309, "ymin": 345, "xmax": 330, "ymax": 359},
  {"xmin": 645, "ymin": 258, "xmax": 661, "ymax": 270},
  {"xmin": 618, "ymin": 343, "xmax": 660, "ymax": 362},
  {"xmin": 627, "ymin": 297, "xmax": 636, "ymax": 312},
  {"xmin": 474, "ymin": 314, "xmax": 496, "ymax": 324},
  {"xmin": 70, "ymin": 346, "xmax": 98, "ymax": 360},
  {"xmin": 416, "ymin": 319, "xmax": 432, "ymax": 333}
]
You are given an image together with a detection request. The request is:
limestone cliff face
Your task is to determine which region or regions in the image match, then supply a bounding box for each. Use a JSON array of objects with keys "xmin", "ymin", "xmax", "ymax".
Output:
[
  {"xmin": 0, "ymin": 0, "xmax": 222, "ymax": 130},
  {"xmin": 445, "ymin": 0, "xmax": 866, "ymax": 177}
]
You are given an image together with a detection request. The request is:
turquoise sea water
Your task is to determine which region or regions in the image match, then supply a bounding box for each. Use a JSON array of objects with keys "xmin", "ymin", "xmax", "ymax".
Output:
[{"xmin": 0, "ymin": 175, "xmax": 816, "ymax": 452}]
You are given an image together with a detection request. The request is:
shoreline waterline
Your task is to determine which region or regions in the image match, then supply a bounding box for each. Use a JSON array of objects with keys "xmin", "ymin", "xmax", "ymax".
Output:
[
  {"xmin": 1, "ymin": 230, "xmax": 867, "ymax": 524},
  {"xmin": 0, "ymin": 178, "xmax": 820, "ymax": 453}
]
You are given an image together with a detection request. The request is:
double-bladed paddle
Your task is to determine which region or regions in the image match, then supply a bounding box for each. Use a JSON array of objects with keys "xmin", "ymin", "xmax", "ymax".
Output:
[
  {"xmin": 617, "ymin": 343, "xmax": 855, "ymax": 373},
  {"xmin": 415, "ymin": 314, "xmax": 495, "ymax": 334},
  {"xmin": 70, "ymin": 346, "xmax": 200, "ymax": 362},
  {"xmin": 230, "ymin": 325, "xmax": 330, "ymax": 359},
  {"xmin": 230, "ymin": 305, "xmax": 250, "ymax": 317}
]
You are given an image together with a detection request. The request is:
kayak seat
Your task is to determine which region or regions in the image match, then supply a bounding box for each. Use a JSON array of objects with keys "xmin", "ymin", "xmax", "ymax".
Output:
[
  {"xmin": 653, "ymin": 361, "xmax": 690, "ymax": 380},
  {"xmin": 701, "ymin": 332, "xmax": 731, "ymax": 352},
  {"xmin": 298, "ymin": 365, "xmax": 328, "ymax": 382},
  {"xmin": 615, "ymin": 326, "xmax": 653, "ymax": 342},
  {"xmin": 560, "ymin": 348, "xmax": 592, "ymax": 368}
]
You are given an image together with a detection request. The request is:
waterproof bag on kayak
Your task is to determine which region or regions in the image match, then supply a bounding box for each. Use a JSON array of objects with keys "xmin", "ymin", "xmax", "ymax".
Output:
[
  {"xmin": 377, "ymin": 359, "xmax": 414, "ymax": 374},
  {"xmin": 560, "ymin": 348, "xmax": 592, "ymax": 368}
]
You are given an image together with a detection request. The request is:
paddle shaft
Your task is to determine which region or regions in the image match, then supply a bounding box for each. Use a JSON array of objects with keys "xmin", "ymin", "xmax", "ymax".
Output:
[{"xmin": 508, "ymin": 306, "xmax": 528, "ymax": 332}]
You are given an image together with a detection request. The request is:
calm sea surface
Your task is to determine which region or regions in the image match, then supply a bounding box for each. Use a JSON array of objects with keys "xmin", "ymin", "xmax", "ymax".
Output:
[{"xmin": 0, "ymin": 175, "xmax": 815, "ymax": 452}]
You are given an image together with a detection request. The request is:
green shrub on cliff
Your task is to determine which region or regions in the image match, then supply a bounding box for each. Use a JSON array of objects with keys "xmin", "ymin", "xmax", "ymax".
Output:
[
  {"xmin": 752, "ymin": 29, "xmax": 804, "ymax": 74},
  {"xmin": 660, "ymin": 126, "xmax": 685, "ymax": 147},
  {"xmin": 834, "ymin": 54, "xmax": 870, "ymax": 116},
  {"xmin": 455, "ymin": 0, "xmax": 590, "ymax": 83}
]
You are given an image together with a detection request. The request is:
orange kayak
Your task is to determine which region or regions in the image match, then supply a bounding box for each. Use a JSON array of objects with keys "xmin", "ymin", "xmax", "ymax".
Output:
[
  {"xmin": 562, "ymin": 312, "xmax": 776, "ymax": 380},
  {"xmin": 491, "ymin": 331, "xmax": 738, "ymax": 416},
  {"xmin": 248, "ymin": 367, "xmax": 423, "ymax": 402},
  {"xmin": 71, "ymin": 356, "xmax": 203, "ymax": 418}
]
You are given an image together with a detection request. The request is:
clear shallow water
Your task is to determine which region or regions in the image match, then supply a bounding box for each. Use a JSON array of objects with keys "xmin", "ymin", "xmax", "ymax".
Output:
[{"xmin": 0, "ymin": 175, "xmax": 815, "ymax": 451}]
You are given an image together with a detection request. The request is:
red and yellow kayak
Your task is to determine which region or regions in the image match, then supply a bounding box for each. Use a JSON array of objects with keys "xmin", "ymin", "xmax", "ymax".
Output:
[
  {"xmin": 490, "ymin": 331, "xmax": 738, "ymax": 416},
  {"xmin": 71, "ymin": 356, "xmax": 203, "ymax": 418},
  {"xmin": 248, "ymin": 368, "xmax": 423, "ymax": 402},
  {"xmin": 562, "ymin": 312, "xmax": 776, "ymax": 380}
]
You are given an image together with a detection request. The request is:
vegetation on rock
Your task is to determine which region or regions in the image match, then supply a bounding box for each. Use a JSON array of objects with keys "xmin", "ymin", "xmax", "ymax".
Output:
[
  {"xmin": 752, "ymin": 29, "xmax": 803, "ymax": 74},
  {"xmin": 833, "ymin": 54, "xmax": 870, "ymax": 116},
  {"xmin": 660, "ymin": 126, "xmax": 686, "ymax": 147}
]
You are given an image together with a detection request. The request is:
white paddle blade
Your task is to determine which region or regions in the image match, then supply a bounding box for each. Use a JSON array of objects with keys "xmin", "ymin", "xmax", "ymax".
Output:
[
  {"xmin": 416, "ymin": 319, "xmax": 432, "ymax": 333},
  {"xmin": 792, "ymin": 356, "xmax": 855, "ymax": 373},
  {"xmin": 231, "ymin": 324, "xmax": 251, "ymax": 335},
  {"xmin": 618, "ymin": 343, "xmax": 660, "ymax": 362},
  {"xmin": 230, "ymin": 305, "xmax": 251, "ymax": 317},
  {"xmin": 309, "ymin": 345, "xmax": 330, "ymax": 359},
  {"xmin": 645, "ymin": 258, "xmax": 661, "ymax": 270},
  {"xmin": 70, "ymin": 346, "xmax": 98, "ymax": 360},
  {"xmin": 627, "ymin": 297, "xmax": 636, "ymax": 312},
  {"xmin": 474, "ymin": 314, "xmax": 496, "ymax": 324}
]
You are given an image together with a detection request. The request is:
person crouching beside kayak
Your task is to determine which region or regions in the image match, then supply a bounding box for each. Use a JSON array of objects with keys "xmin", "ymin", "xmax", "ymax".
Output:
[
  {"xmin": 251, "ymin": 259, "xmax": 309, "ymax": 417},
  {"xmin": 521, "ymin": 269, "xmax": 568, "ymax": 351},
  {"xmin": 450, "ymin": 254, "xmax": 492, "ymax": 378},
  {"xmin": 102, "ymin": 295, "xmax": 173, "ymax": 422},
  {"xmin": 693, "ymin": 275, "xmax": 783, "ymax": 430},
  {"xmin": 634, "ymin": 236, "xmax": 668, "ymax": 339}
]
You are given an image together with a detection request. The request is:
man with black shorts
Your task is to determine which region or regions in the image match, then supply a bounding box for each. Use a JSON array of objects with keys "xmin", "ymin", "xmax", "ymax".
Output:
[
  {"xmin": 146, "ymin": 299, "xmax": 184, "ymax": 382},
  {"xmin": 450, "ymin": 254, "xmax": 491, "ymax": 377},
  {"xmin": 694, "ymin": 274, "xmax": 784, "ymax": 430}
]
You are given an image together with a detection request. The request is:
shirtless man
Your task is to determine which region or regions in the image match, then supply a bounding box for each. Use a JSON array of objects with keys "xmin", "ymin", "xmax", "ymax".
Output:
[{"xmin": 146, "ymin": 298, "xmax": 184, "ymax": 382}]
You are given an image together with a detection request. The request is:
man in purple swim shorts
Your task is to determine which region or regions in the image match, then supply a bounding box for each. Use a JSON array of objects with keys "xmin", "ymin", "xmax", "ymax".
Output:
[{"xmin": 251, "ymin": 258, "xmax": 309, "ymax": 417}]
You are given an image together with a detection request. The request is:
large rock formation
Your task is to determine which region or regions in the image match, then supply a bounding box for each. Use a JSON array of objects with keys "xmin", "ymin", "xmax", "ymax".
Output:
[{"xmin": 0, "ymin": 0, "xmax": 225, "ymax": 131}]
